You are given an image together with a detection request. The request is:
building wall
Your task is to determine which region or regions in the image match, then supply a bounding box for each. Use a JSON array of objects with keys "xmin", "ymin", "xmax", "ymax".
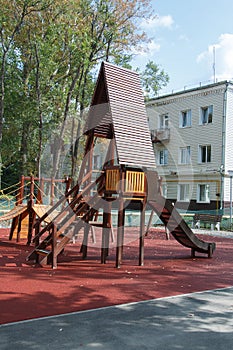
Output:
[
  {"xmin": 161, "ymin": 174, "xmax": 221, "ymax": 210},
  {"xmin": 224, "ymin": 86, "xmax": 233, "ymax": 203},
  {"xmin": 147, "ymin": 81, "xmax": 230, "ymax": 211}
]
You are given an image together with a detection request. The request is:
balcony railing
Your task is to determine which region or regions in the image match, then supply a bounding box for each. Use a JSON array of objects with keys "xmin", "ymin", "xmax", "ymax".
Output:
[{"xmin": 151, "ymin": 128, "xmax": 170, "ymax": 143}]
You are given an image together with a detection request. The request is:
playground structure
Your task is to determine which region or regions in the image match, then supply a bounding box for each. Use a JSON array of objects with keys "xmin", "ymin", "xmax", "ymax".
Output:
[
  {"xmin": 0, "ymin": 175, "xmax": 71, "ymax": 244},
  {"xmin": 24, "ymin": 62, "xmax": 216, "ymax": 269}
]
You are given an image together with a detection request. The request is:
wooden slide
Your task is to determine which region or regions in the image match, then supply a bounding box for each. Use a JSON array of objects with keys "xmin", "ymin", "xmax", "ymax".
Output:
[{"xmin": 148, "ymin": 195, "xmax": 216, "ymax": 257}]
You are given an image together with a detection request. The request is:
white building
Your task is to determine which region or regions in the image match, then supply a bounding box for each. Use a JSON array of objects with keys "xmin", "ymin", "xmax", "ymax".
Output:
[{"xmin": 146, "ymin": 80, "xmax": 233, "ymax": 212}]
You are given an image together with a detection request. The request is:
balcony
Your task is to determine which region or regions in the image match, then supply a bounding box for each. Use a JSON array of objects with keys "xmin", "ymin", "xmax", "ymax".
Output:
[{"xmin": 151, "ymin": 128, "xmax": 170, "ymax": 143}]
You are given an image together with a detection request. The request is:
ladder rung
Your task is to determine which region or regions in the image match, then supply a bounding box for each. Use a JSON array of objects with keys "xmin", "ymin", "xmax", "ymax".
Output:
[
  {"xmin": 35, "ymin": 249, "xmax": 50, "ymax": 256},
  {"xmin": 89, "ymin": 222, "xmax": 103, "ymax": 227}
]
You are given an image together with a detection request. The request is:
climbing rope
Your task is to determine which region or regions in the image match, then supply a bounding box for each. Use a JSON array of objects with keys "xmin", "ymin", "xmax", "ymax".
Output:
[
  {"xmin": 0, "ymin": 178, "xmax": 67, "ymax": 214},
  {"xmin": 53, "ymin": 181, "xmax": 66, "ymax": 197},
  {"xmin": 0, "ymin": 181, "xmax": 31, "ymax": 211}
]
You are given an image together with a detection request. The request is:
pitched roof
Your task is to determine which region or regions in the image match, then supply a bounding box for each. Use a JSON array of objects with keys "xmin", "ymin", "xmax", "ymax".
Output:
[{"xmin": 84, "ymin": 61, "xmax": 156, "ymax": 169}]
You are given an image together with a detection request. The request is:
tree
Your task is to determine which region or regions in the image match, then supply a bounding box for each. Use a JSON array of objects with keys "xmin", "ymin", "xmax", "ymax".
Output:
[
  {"xmin": 0, "ymin": 0, "xmax": 53, "ymax": 186},
  {"xmin": 0, "ymin": 0, "xmax": 169, "ymax": 188},
  {"xmin": 138, "ymin": 60, "xmax": 169, "ymax": 99}
]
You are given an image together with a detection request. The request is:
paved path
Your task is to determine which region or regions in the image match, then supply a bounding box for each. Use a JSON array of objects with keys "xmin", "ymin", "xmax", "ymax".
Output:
[
  {"xmin": 193, "ymin": 228, "xmax": 233, "ymax": 238},
  {"xmin": 0, "ymin": 287, "xmax": 233, "ymax": 350}
]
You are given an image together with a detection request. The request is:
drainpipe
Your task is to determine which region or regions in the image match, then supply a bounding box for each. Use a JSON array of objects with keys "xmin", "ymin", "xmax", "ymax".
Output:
[{"xmin": 220, "ymin": 82, "xmax": 228, "ymax": 209}]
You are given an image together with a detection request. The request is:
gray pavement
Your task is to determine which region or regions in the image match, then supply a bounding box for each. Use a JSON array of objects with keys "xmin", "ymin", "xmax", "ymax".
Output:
[
  {"xmin": 195, "ymin": 230, "xmax": 233, "ymax": 238},
  {"xmin": 0, "ymin": 287, "xmax": 233, "ymax": 350}
]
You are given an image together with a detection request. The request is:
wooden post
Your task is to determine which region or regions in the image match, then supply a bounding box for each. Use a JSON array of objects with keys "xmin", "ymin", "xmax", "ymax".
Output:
[
  {"xmin": 116, "ymin": 199, "xmax": 125, "ymax": 268},
  {"xmin": 27, "ymin": 211, "xmax": 36, "ymax": 246},
  {"xmin": 36, "ymin": 177, "xmax": 44, "ymax": 204},
  {"xmin": 116, "ymin": 166, "xmax": 125, "ymax": 268},
  {"xmin": 50, "ymin": 177, "xmax": 54, "ymax": 206},
  {"xmin": 16, "ymin": 213, "xmax": 22, "ymax": 242},
  {"xmin": 81, "ymin": 221, "xmax": 90, "ymax": 259},
  {"xmin": 109, "ymin": 138, "xmax": 115, "ymax": 166},
  {"xmin": 101, "ymin": 200, "xmax": 112, "ymax": 264},
  {"xmin": 139, "ymin": 199, "xmax": 146, "ymax": 266},
  {"xmin": 145, "ymin": 210, "xmax": 154, "ymax": 236},
  {"xmin": 27, "ymin": 176, "xmax": 35, "ymax": 245},
  {"xmin": 52, "ymin": 223, "xmax": 57, "ymax": 269},
  {"xmin": 34, "ymin": 222, "xmax": 40, "ymax": 249},
  {"xmin": 85, "ymin": 132, "xmax": 94, "ymax": 199},
  {"xmin": 16, "ymin": 175, "xmax": 24, "ymax": 205},
  {"xmin": 9, "ymin": 217, "xmax": 18, "ymax": 240},
  {"xmin": 77, "ymin": 132, "xmax": 94, "ymax": 188},
  {"xmin": 65, "ymin": 177, "xmax": 72, "ymax": 203}
]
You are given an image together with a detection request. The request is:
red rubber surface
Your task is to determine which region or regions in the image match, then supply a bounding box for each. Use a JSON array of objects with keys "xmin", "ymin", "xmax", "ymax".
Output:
[{"xmin": 0, "ymin": 227, "xmax": 232, "ymax": 324}]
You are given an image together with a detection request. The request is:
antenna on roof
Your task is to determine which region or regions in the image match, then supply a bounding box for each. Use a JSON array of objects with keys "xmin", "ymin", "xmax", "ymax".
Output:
[{"xmin": 213, "ymin": 46, "xmax": 216, "ymax": 83}]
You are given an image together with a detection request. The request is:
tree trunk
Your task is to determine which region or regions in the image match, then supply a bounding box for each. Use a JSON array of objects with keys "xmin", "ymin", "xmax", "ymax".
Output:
[
  {"xmin": 51, "ymin": 68, "xmax": 81, "ymax": 178},
  {"xmin": 35, "ymin": 43, "xmax": 43, "ymax": 179},
  {"xmin": 20, "ymin": 122, "xmax": 30, "ymax": 175},
  {"xmin": 0, "ymin": 52, "xmax": 6, "ymax": 188}
]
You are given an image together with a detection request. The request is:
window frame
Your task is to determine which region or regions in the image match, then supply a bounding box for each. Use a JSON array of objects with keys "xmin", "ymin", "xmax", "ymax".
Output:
[
  {"xmin": 93, "ymin": 154, "xmax": 102, "ymax": 169},
  {"xmin": 158, "ymin": 148, "xmax": 168, "ymax": 166},
  {"xmin": 161, "ymin": 183, "xmax": 168, "ymax": 198},
  {"xmin": 179, "ymin": 109, "xmax": 192, "ymax": 128},
  {"xmin": 178, "ymin": 183, "xmax": 190, "ymax": 202},
  {"xmin": 198, "ymin": 144, "xmax": 211, "ymax": 163},
  {"xmin": 179, "ymin": 146, "xmax": 191, "ymax": 165},
  {"xmin": 197, "ymin": 183, "xmax": 210, "ymax": 203},
  {"xmin": 159, "ymin": 114, "xmax": 169, "ymax": 129},
  {"xmin": 200, "ymin": 105, "xmax": 213, "ymax": 125}
]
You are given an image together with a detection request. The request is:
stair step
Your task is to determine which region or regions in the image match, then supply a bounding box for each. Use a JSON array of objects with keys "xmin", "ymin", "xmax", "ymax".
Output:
[
  {"xmin": 173, "ymin": 233, "xmax": 185, "ymax": 237},
  {"xmin": 89, "ymin": 221, "xmax": 103, "ymax": 227},
  {"xmin": 43, "ymin": 239, "xmax": 51, "ymax": 244},
  {"xmin": 35, "ymin": 248, "xmax": 51, "ymax": 256},
  {"xmin": 172, "ymin": 229, "xmax": 184, "ymax": 235},
  {"xmin": 59, "ymin": 233, "xmax": 66, "ymax": 238}
]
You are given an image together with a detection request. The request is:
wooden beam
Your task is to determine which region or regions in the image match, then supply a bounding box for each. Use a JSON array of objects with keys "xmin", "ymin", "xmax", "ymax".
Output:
[
  {"xmin": 116, "ymin": 200, "xmax": 125, "ymax": 268},
  {"xmin": 139, "ymin": 199, "xmax": 146, "ymax": 266},
  {"xmin": 116, "ymin": 166, "xmax": 125, "ymax": 268},
  {"xmin": 101, "ymin": 200, "xmax": 112, "ymax": 264}
]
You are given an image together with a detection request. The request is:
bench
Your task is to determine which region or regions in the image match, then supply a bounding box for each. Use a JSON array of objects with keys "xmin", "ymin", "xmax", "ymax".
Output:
[{"xmin": 192, "ymin": 213, "xmax": 222, "ymax": 231}]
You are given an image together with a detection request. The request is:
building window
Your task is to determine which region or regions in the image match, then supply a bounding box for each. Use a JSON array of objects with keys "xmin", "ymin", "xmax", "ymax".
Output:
[
  {"xmin": 159, "ymin": 114, "xmax": 169, "ymax": 129},
  {"xmin": 178, "ymin": 184, "xmax": 190, "ymax": 202},
  {"xmin": 180, "ymin": 109, "xmax": 191, "ymax": 128},
  {"xmin": 197, "ymin": 184, "xmax": 210, "ymax": 203},
  {"xmin": 179, "ymin": 146, "xmax": 191, "ymax": 164},
  {"xmin": 93, "ymin": 155, "xmax": 102, "ymax": 169},
  {"xmin": 200, "ymin": 105, "xmax": 213, "ymax": 124},
  {"xmin": 158, "ymin": 149, "xmax": 168, "ymax": 165},
  {"xmin": 161, "ymin": 184, "xmax": 167, "ymax": 198},
  {"xmin": 198, "ymin": 145, "xmax": 211, "ymax": 163}
]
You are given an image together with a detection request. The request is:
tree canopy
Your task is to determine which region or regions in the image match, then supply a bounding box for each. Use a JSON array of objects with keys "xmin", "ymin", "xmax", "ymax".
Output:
[{"xmin": 0, "ymin": 0, "xmax": 169, "ymax": 188}]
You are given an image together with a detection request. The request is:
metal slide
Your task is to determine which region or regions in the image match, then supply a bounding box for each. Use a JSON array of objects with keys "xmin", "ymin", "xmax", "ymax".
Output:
[{"xmin": 148, "ymin": 195, "xmax": 216, "ymax": 257}]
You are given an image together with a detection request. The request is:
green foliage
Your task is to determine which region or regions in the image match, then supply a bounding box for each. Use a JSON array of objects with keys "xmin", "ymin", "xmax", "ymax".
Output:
[
  {"xmin": 0, "ymin": 0, "xmax": 169, "ymax": 187},
  {"xmin": 138, "ymin": 60, "xmax": 170, "ymax": 99}
]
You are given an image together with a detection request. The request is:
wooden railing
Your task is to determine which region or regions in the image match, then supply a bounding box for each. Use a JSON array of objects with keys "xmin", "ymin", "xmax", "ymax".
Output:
[
  {"xmin": 105, "ymin": 168, "xmax": 145, "ymax": 194},
  {"xmin": 105, "ymin": 168, "xmax": 120, "ymax": 192},
  {"xmin": 125, "ymin": 171, "xmax": 145, "ymax": 193}
]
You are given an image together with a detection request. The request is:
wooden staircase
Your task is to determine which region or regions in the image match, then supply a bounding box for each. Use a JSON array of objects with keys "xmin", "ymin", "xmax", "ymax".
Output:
[
  {"xmin": 30, "ymin": 218, "xmax": 85, "ymax": 267},
  {"xmin": 27, "ymin": 173, "xmax": 105, "ymax": 268}
]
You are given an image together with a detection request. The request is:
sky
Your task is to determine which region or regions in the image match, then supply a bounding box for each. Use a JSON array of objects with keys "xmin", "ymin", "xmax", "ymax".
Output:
[{"xmin": 131, "ymin": 0, "xmax": 233, "ymax": 94}]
